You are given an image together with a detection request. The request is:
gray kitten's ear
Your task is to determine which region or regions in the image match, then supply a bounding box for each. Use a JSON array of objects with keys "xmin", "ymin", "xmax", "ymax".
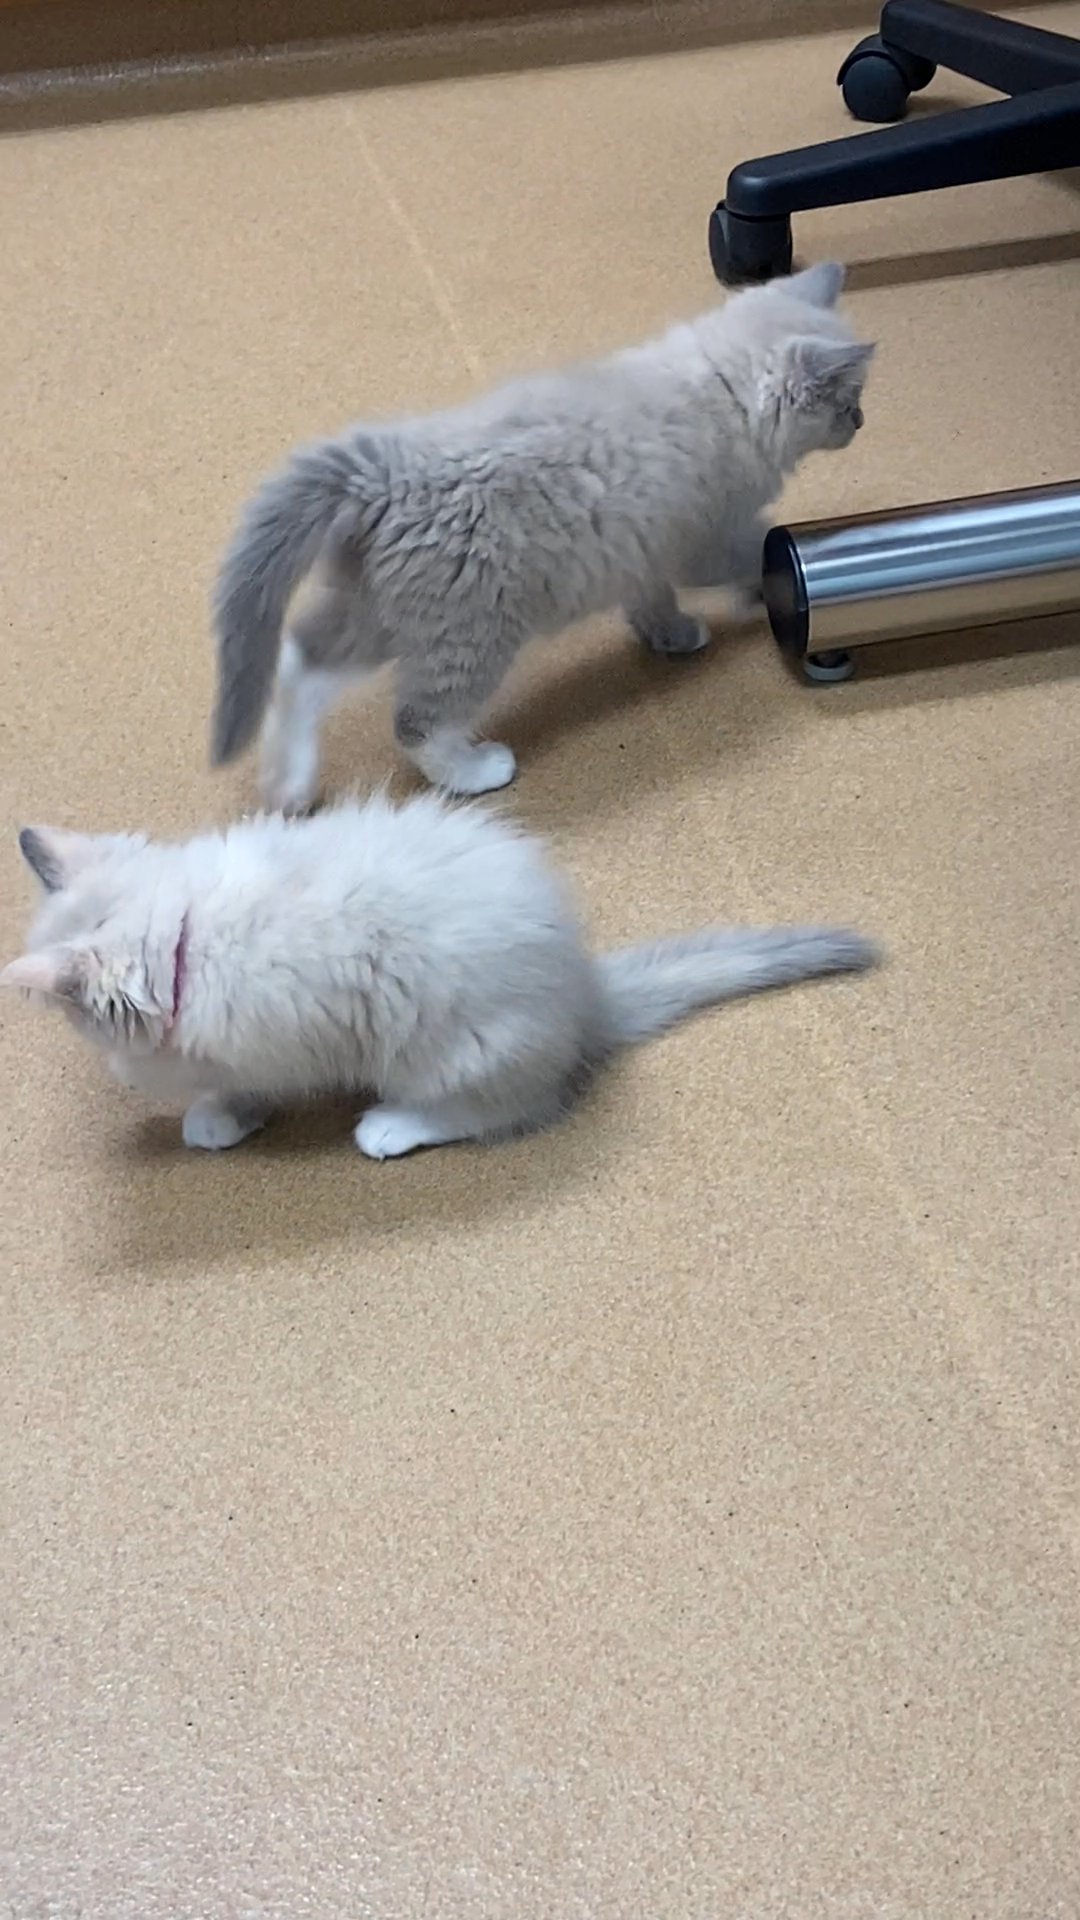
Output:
[
  {"xmin": 17, "ymin": 825, "xmax": 97, "ymax": 892},
  {"xmin": 781, "ymin": 336, "xmax": 875, "ymax": 404},
  {"xmin": 783, "ymin": 262, "xmax": 847, "ymax": 309}
]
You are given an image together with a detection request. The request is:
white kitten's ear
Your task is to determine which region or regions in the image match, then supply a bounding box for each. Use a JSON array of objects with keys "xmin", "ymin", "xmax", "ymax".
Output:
[
  {"xmin": 780, "ymin": 336, "xmax": 875, "ymax": 406},
  {"xmin": 17, "ymin": 825, "xmax": 99, "ymax": 893},
  {"xmin": 0, "ymin": 949, "xmax": 84, "ymax": 1001},
  {"xmin": 783, "ymin": 262, "xmax": 847, "ymax": 309}
]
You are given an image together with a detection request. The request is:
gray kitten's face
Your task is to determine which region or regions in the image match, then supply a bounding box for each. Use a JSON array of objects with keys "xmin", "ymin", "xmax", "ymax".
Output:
[
  {"xmin": 738, "ymin": 263, "xmax": 875, "ymax": 461},
  {"xmin": 797, "ymin": 350, "xmax": 870, "ymax": 452}
]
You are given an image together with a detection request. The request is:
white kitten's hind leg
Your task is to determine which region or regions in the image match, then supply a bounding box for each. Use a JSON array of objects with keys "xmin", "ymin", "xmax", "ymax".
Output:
[
  {"xmin": 354, "ymin": 1094, "xmax": 497, "ymax": 1160},
  {"xmin": 182, "ymin": 1094, "xmax": 271, "ymax": 1151}
]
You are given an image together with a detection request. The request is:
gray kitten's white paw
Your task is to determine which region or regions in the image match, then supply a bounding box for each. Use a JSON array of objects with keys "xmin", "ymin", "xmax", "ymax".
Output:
[
  {"xmin": 260, "ymin": 771, "xmax": 319, "ymax": 817},
  {"xmin": 413, "ymin": 731, "xmax": 518, "ymax": 796},
  {"xmin": 259, "ymin": 736, "xmax": 320, "ymax": 816},
  {"xmin": 182, "ymin": 1096, "xmax": 264, "ymax": 1151},
  {"xmin": 446, "ymin": 741, "xmax": 518, "ymax": 795}
]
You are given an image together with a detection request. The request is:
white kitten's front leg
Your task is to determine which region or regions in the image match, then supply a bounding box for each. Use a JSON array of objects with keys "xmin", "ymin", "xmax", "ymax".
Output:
[{"xmin": 182, "ymin": 1094, "xmax": 271, "ymax": 1152}]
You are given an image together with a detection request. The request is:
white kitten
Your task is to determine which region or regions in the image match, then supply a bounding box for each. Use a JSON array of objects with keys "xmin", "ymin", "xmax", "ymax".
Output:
[
  {"xmin": 2, "ymin": 802, "xmax": 878, "ymax": 1159},
  {"xmin": 210, "ymin": 262, "xmax": 873, "ymax": 804}
]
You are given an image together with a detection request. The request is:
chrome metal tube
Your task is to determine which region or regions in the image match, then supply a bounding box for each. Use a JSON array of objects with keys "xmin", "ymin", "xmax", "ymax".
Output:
[{"xmin": 763, "ymin": 480, "xmax": 1080, "ymax": 659}]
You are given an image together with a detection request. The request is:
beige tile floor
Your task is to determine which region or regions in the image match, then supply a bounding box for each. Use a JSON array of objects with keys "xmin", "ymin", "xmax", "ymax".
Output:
[{"xmin": 2, "ymin": 11, "xmax": 1079, "ymax": 1916}]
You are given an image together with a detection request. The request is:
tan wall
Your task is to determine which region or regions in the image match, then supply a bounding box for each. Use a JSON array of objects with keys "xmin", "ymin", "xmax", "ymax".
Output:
[{"xmin": 0, "ymin": 0, "xmax": 876, "ymax": 81}]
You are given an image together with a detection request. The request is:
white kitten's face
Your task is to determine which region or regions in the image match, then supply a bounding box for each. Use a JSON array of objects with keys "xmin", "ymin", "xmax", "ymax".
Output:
[
  {"xmin": 736, "ymin": 262, "xmax": 875, "ymax": 464},
  {"xmin": 1, "ymin": 827, "xmax": 172, "ymax": 1054}
]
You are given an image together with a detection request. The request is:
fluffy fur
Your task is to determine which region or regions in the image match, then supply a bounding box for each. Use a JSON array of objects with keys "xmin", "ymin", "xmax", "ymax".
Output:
[
  {"xmin": 210, "ymin": 263, "xmax": 873, "ymax": 806},
  {"xmin": 2, "ymin": 803, "xmax": 878, "ymax": 1159}
]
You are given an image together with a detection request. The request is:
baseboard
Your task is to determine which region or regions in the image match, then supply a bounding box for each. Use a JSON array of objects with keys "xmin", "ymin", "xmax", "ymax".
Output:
[{"xmin": 0, "ymin": 0, "xmax": 880, "ymax": 129}]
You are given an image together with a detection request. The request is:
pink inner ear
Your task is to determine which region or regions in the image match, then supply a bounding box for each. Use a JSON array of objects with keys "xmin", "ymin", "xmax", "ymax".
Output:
[{"xmin": 0, "ymin": 952, "xmax": 66, "ymax": 995}]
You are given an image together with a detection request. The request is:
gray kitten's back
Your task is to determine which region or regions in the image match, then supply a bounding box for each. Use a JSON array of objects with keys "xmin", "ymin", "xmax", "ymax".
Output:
[{"xmin": 209, "ymin": 264, "xmax": 873, "ymax": 793}]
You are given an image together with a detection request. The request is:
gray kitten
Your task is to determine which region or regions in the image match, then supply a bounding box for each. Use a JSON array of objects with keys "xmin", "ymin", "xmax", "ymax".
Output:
[{"xmin": 211, "ymin": 262, "xmax": 873, "ymax": 804}]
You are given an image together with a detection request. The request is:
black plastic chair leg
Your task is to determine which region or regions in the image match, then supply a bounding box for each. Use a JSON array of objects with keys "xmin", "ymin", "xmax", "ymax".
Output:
[
  {"xmin": 881, "ymin": 0, "xmax": 1080, "ymax": 95},
  {"xmin": 721, "ymin": 80, "xmax": 1080, "ymax": 224}
]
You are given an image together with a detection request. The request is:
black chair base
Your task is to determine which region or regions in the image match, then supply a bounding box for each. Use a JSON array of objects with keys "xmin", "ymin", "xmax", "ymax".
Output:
[{"xmin": 709, "ymin": 0, "xmax": 1080, "ymax": 286}]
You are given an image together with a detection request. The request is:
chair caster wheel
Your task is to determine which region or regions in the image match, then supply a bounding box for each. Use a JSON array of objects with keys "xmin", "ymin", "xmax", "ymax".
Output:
[
  {"xmin": 803, "ymin": 650, "xmax": 855, "ymax": 683},
  {"xmin": 708, "ymin": 202, "xmax": 793, "ymax": 287},
  {"xmin": 837, "ymin": 35, "xmax": 936, "ymax": 123}
]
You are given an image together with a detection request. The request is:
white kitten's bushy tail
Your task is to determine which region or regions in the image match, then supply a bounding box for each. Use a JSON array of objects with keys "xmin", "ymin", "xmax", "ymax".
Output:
[
  {"xmin": 210, "ymin": 435, "xmax": 380, "ymax": 767},
  {"xmin": 596, "ymin": 925, "xmax": 879, "ymax": 1048}
]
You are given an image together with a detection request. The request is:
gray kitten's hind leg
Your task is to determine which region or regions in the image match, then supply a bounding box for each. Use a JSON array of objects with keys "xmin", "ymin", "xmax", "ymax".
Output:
[
  {"xmin": 260, "ymin": 569, "xmax": 386, "ymax": 813},
  {"xmin": 261, "ymin": 637, "xmax": 373, "ymax": 814},
  {"xmin": 393, "ymin": 647, "xmax": 520, "ymax": 796},
  {"xmin": 627, "ymin": 584, "xmax": 712, "ymax": 657}
]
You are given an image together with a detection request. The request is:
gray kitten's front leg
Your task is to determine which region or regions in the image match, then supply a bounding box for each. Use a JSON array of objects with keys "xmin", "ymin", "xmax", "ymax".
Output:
[
  {"xmin": 627, "ymin": 584, "xmax": 711, "ymax": 657},
  {"xmin": 684, "ymin": 514, "xmax": 768, "ymax": 616},
  {"xmin": 725, "ymin": 521, "xmax": 767, "ymax": 623},
  {"xmin": 182, "ymin": 1093, "xmax": 272, "ymax": 1151},
  {"xmin": 726, "ymin": 579, "xmax": 766, "ymax": 624}
]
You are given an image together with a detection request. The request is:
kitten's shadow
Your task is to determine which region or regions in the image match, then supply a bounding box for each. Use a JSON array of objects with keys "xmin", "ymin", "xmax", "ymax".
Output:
[
  {"xmin": 104, "ymin": 1074, "xmax": 630, "ymax": 1278},
  {"xmin": 457, "ymin": 616, "xmax": 761, "ymax": 831}
]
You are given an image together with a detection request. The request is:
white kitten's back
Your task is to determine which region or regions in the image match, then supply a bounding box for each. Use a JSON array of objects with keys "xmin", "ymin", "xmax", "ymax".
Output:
[{"xmin": 5, "ymin": 796, "xmax": 879, "ymax": 1156}]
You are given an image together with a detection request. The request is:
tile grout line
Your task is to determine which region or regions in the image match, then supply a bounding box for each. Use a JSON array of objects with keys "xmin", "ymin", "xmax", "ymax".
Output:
[
  {"xmin": 302, "ymin": 101, "xmax": 1073, "ymax": 1557},
  {"xmin": 806, "ymin": 1009, "xmax": 1080, "ymax": 1567},
  {"xmin": 349, "ymin": 108, "xmax": 485, "ymax": 385},
  {"xmin": 705, "ymin": 767, "xmax": 1079, "ymax": 1556}
]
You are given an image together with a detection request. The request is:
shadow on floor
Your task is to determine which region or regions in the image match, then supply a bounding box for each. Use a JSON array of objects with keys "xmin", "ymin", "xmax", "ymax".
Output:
[
  {"xmin": 791, "ymin": 610, "xmax": 1080, "ymax": 716},
  {"xmin": 846, "ymin": 227, "xmax": 1080, "ymax": 291},
  {"xmin": 95, "ymin": 1068, "xmax": 635, "ymax": 1279}
]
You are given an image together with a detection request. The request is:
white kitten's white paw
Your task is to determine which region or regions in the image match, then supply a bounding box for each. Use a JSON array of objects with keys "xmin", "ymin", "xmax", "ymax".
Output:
[
  {"xmin": 354, "ymin": 1105, "xmax": 445, "ymax": 1160},
  {"xmin": 182, "ymin": 1097, "xmax": 262, "ymax": 1152}
]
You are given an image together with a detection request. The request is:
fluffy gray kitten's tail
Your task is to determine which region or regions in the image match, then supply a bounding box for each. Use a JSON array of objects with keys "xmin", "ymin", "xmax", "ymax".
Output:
[
  {"xmin": 211, "ymin": 437, "xmax": 376, "ymax": 766},
  {"xmin": 597, "ymin": 925, "xmax": 878, "ymax": 1048}
]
